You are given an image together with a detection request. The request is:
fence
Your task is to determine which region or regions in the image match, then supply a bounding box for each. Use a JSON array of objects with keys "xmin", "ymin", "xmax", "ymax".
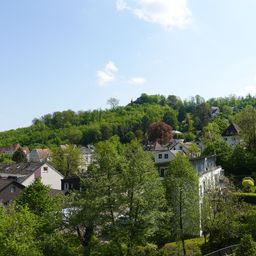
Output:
[{"xmin": 203, "ymin": 244, "xmax": 239, "ymax": 256}]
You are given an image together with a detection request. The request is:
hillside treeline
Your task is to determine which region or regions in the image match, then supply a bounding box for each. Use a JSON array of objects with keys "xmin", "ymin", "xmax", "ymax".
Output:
[{"xmin": 1, "ymin": 93, "xmax": 256, "ymax": 148}]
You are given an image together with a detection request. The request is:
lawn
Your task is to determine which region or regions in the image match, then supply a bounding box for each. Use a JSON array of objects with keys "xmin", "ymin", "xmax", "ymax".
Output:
[{"xmin": 163, "ymin": 237, "xmax": 204, "ymax": 256}]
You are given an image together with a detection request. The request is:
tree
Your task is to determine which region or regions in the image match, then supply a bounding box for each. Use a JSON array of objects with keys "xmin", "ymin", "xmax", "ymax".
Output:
[
  {"xmin": 201, "ymin": 122, "xmax": 221, "ymax": 144},
  {"xmin": 69, "ymin": 138, "xmax": 165, "ymax": 255},
  {"xmin": 16, "ymin": 178, "xmax": 56, "ymax": 217},
  {"xmin": 203, "ymin": 140, "xmax": 232, "ymax": 172},
  {"xmin": 0, "ymin": 153, "xmax": 14, "ymax": 164},
  {"xmin": 163, "ymin": 109, "xmax": 179, "ymax": 129},
  {"xmin": 201, "ymin": 191, "xmax": 249, "ymax": 254},
  {"xmin": 165, "ymin": 154, "xmax": 199, "ymax": 256},
  {"xmin": 12, "ymin": 148, "xmax": 27, "ymax": 163},
  {"xmin": 193, "ymin": 102, "xmax": 210, "ymax": 130},
  {"xmin": 235, "ymin": 106, "xmax": 256, "ymax": 151},
  {"xmin": 238, "ymin": 234, "xmax": 256, "ymax": 256},
  {"xmin": 107, "ymin": 97, "xmax": 119, "ymax": 109},
  {"xmin": 51, "ymin": 145, "xmax": 83, "ymax": 177},
  {"xmin": 69, "ymin": 137, "xmax": 125, "ymax": 254},
  {"xmin": 121, "ymin": 141, "xmax": 166, "ymax": 255},
  {"xmin": 0, "ymin": 205, "xmax": 42, "ymax": 256},
  {"xmin": 148, "ymin": 122, "xmax": 173, "ymax": 144}
]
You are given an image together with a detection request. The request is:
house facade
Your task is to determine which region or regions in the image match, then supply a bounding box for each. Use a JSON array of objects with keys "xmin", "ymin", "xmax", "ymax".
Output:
[
  {"xmin": 28, "ymin": 149, "xmax": 52, "ymax": 163},
  {"xmin": 0, "ymin": 162, "xmax": 64, "ymax": 190},
  {"xmin": 190, "ymin": 156, "xmax": 224, "ymax": 197},
  {"xmin": 222, "ymin": 123, "xmax": 241, "ymax": 147},
  {"xmin": 0, "ymin": 179, "xmax": 25, "ymax": 206}
]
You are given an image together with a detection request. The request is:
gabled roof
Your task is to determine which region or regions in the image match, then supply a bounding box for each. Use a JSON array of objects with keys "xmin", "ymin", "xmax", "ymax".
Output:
[
  {"xmin": 222, "ymin": 123, "xmax": 241, "ymax": 136},
  {"xmin": 0, "ymin": 179, "xmax": 25, "ymax": 192}
]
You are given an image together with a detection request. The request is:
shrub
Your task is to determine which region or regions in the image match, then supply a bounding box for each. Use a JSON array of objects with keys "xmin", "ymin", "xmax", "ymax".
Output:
[
  {"xmin": 234, "ymin": 193, "xmax": 256, "ymax": 205},
  {"xmin": 242, "ymin": 177, "xmax": 255, "ymax": 192},
  {"xmin": 238, "ymin": 234, "xmax": 256, "ymax": 256}
]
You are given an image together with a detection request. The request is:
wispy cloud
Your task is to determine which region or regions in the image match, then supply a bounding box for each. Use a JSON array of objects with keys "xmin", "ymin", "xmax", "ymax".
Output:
[
  {"xmin": 97, "ymin": 61, "xmax": 146, "ymax": 86},
  {"xmin": 116, "ymin": 0, "xmax": 192, "ymax": 29},
  {"xmin": 129, "ymin": 77, "xmax": 146, "ymax": 85},
  {"xmin": 97, "ymin": 61, "xmax": 118, "ymax": 86}
]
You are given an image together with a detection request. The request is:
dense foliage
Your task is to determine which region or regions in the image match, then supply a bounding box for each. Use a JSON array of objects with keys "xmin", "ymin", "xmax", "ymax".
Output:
[{"xmin": 2, "ymin": 93, "xmax": 256, "ymax": 150}]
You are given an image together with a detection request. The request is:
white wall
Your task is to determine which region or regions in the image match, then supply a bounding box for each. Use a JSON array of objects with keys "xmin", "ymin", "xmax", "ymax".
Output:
[
  {"xmin": 153, "ymin": 150, "xmax": 175, "ymax": 164},
  {"xmin": 22, "ymin": 163, "xmax": 64, "ymax": 190},
  {"xmin": 199, "ymin": 167, "xmax": 223, "ymax": 198}
]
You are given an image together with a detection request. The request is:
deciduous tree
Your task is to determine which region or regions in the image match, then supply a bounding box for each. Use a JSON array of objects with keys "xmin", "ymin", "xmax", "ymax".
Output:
[{"xmin": 165, "ymin": 154, "xmax": 199, "ymax": 256}]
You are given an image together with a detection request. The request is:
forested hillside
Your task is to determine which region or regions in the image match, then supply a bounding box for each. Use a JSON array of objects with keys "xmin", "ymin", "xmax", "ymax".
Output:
[{"xmin": 1, "ymin": 93, "xmax": 256, "ymax": 149}]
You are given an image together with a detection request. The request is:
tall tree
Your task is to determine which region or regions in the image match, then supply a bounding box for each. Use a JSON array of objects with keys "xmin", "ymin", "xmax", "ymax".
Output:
[
  {"xmin": 51, "ymin": 145, "xmax": 83, "ymax": 177},
  {"xmin": 69, "ymin": 137, "xmax": 125, "ymax": 254},
  {"xmin": 165, "ymin": 154, "xmax": 199, "ymax": 256},
  {"xmin": 235, "ymin": 106, "xmax": 256, "ymax": 151},
  {"xmin": 69, "ymin": 138, "xmax": 165, "ymax": 255},
  {"xmin": 193, "ymin": 102, "xmax": 211, "ymax": 130},
  {"xmin": 107, "ymin": 97, "xmax": 119, "ymax": 109},
  {"xmin": 121, "ymin": 141, "xmax": 166, "ymax": 255}
]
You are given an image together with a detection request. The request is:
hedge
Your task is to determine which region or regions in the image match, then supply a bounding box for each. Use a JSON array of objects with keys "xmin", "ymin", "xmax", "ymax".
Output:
[{"xmin": 234, "ymin": 192, "xmax": 256, "ymax": 205}]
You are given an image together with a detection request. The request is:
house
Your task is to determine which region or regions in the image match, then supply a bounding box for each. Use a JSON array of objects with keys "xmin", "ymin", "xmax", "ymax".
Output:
[
  {"xmin": 190, "ymin": 155, "xmax": 224, "ymax": 197},
  {"xmin": 61, "ymin": 176, "xmax": 81, "ymax": 194},
  {"xmin": 210, "ymin": 106, "xmax": 220, "ymax": 118},
  {"xmin": 0, "ymin": 144, "xmax": 29, "ymax": 157},
  {"xmin": 222, "ymin": 123, "xmax": 241, "ymax": 147},
  {"xmin": 169, "ymin": 140, "xmax": 201, "ymax": 158},
  {"xmin": 0, "ymin": 178, "xmax": 25, "ymax": 207},
  {"xmin": 148, "ymin": 142, "xmax": 182, "ymax": 178},
  {"xmin": 28, "ymin": 149, "xmax": 52, "ymax": 162},
  {"xmin": 148, "ymin": 141, "xmax": 223, "ymax": 196},
  {"xmin": 80, "ymin": 145, "xmax": 95, "ymax": 171},
  {"xmin": 0, "ymin": 162, "xmax": 64, "ymax": 190}
]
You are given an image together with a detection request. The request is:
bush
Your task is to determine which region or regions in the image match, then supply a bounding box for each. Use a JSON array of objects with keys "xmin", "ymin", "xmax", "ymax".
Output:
[
  {"xmin": 164, "ymin": 238, "xmax": 203, "ymax": 256},
  {"xmin": 234, "ymin": 193, "xmax": 256, "ymax": 205},
  {"xmin": 133, "ymin": 244, "xmax": 170, "ymax": 256},
  {"xmin": 238, "ymin": 234, "xmax": 256, "ymax": 256},
  {"xmin": 242, "ymin": 177, "xmax": 255, "ymax": 192}
]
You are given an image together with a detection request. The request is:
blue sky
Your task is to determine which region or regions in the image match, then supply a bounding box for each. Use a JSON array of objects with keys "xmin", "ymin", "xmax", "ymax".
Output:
[{"xmin": 1, "ymin": 0, "xmax": 256, "ymax": 131}]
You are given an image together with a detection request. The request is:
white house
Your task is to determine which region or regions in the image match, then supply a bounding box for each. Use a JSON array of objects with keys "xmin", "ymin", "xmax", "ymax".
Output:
[
  {"xmin": 0, "ymin": 162, "xmax": 64, "ymax": 190},
  {"xmin": 80, "ymin": 145, "xmax": 95, "ymax": 171},
  {"xmin": 190, "ymin": 155, "xmax": 224, "ymax": 197}
]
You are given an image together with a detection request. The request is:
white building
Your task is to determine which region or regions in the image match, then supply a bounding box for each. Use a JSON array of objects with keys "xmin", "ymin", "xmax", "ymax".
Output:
[{"xmin": 0, "ymin": 162, "xmax": 64, "ymax": 190}]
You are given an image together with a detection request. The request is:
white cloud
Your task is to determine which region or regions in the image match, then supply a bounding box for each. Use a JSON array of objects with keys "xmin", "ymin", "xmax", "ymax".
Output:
[
  {"xmin": 116, "ymin": 0, "xmax": 192, "ymax": 29},
  {"xmin": 97, "ymin": 61, "xmax": 118, "ymax": 86},
  {"xmin": 129, "ymin": 77, "xmax": 146, "ymax": 85},
  {"xmin": 97, "ymin": 61, "xmax": 146, "ymax": 86}
]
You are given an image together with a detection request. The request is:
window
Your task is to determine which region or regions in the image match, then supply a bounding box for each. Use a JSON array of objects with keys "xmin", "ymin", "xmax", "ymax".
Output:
[
  {"xmin": 64, "ymin": 183, "xmax": 69, "ymax": 191},
  {"xmin": 43, "ymin": 166, "xmax": 48, "ymax": 173},
  {"xmin": 164, "ymin": 154, "xmax": 168, "ymax": 159},
  {"xmin": 160, "ymin": 169, "xmax": 165, "ymax": 177},
  {"xmin": 10, "ymin": 186, "xmax": 16, "ymax": 193},
  {"xmin": 199, "ymin": 185, "xmax": 202, "ymax": 197},
  {"xmin": 158, "ymin": 154, "xmax": 162, "ymax": 159}
]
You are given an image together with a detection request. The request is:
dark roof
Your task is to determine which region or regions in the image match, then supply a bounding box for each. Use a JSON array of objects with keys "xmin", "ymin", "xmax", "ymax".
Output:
[
  {"xmin": 222, "ymin": 123, "xmax": 241, "ymax": 136},
  {"xmin": 0, "ymin": 162, "xmax": 44, "ymax": 176},
  {"xmin": 0, "ymin": 179, "xmax": 25, "ymax": 192}
]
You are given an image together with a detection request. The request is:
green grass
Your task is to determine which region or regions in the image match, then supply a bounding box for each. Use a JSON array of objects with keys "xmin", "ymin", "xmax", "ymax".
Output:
[{"xmin": 164, "ymin": 237, "xmax": 204, "ymax": 256}]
